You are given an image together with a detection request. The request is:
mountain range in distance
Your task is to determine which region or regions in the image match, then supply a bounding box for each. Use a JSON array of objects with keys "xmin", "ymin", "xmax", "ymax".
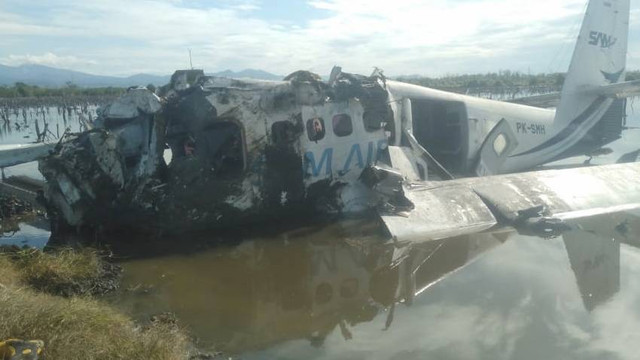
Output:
[{"xmin": 0, "ymin": 64, "xmax": 284, "ymax": 88}]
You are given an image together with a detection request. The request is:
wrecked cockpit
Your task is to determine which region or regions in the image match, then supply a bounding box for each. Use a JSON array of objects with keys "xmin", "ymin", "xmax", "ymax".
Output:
[{"xmin": 39, "ymin": 67, "xmax": 397, "ymax": 235}]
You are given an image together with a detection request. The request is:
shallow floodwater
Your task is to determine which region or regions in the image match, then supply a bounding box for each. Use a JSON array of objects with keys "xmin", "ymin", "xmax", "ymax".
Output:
[
  {"xmin": 0, "ymin": 218, "xmax": 50, "ymax": 248},
  {"xmin": 105, "ymin": 213, "xmax": 640, "ymax": 360},
  {"xmin": 0, "ymin": 105, "xmax": 92, "ymax": 179}
]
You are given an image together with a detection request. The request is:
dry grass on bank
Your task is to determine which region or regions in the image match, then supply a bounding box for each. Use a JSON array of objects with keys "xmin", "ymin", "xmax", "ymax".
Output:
[
  {"xmin": 0, "ymin": 254, "xmax": 190, "ymax": 360},
  {"xmin": 11, "ymin": 248, "xmax": 102, "ymax": 295}
]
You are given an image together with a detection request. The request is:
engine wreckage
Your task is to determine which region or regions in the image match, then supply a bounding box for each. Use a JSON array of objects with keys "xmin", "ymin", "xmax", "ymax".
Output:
[{"xmin": 38, "ymin": 69, "xmax": 640, "ymax": 240}]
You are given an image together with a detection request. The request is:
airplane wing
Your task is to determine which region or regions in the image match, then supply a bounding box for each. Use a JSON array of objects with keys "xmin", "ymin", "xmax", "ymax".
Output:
[
  {"xmin": 0, "ymin": 143, "xmax": 57, "ymax": 168},
  {"xmin": 509, "ymin": 80, "xmax": 640, "ymax": 108},
  {"xmin": 379, "ymin": 162, "xmax": 640, "ymax": 244}
]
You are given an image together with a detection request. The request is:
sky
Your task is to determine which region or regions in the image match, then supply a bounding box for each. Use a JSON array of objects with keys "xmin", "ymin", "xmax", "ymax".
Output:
[{"xmin": 1, "ymin": 0, "xmax": 640, "ymax": 77}]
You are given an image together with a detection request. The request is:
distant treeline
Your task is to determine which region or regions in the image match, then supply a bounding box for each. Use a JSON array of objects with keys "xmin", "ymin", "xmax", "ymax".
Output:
[
  {"xmin": 0, "ymin": 82, "xmax": 126, "ymax": 99},
  {"xmin": 396, "ymin": 70, "xmax": 640, "ymax": 96},
  {"xmin": 2, "ymin": 70, "xmax": 639, "ymax": 100}
]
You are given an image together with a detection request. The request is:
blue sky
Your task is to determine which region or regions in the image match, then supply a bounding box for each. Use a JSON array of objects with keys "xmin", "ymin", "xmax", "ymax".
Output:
[{"xmin": 1, "ymin": 0, "xmax": 639, "ymax": 77}]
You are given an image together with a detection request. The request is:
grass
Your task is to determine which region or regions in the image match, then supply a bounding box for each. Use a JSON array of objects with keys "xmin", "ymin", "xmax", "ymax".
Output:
[
  {"xmin": 0, "ymin": 252, "xmax": 191, "ymax": 360},
  {"xmin": 11, "ymin": 248, "xmax": 103, "ymax": 296}
]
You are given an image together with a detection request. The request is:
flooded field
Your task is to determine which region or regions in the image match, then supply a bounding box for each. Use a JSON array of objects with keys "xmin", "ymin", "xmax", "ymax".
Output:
[
  {"xmin": 0, "ymin": 103, "xmax": 96, "ymax": 180},
  {"xmin": 1, "ymin": 101, "xmax": 640, "ymax": 359},
  {"xmin": 7, "ymin": 212, "xmax": 640, "ymax": 359},
  {"xmin": 111, "ymin": 212, "xmax": 639, "ymax": 359}
]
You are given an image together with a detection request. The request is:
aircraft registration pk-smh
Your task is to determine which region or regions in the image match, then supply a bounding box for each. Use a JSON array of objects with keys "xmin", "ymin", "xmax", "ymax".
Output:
[{"xmin": 3, "ymin": 0, "xmax": 640, "ymax": 241}]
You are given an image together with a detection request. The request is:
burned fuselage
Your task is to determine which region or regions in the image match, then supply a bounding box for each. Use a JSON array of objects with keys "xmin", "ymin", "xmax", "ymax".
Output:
[{"xmin": 39, "ymin": 69, "xmax": 396, "ymax": 234}]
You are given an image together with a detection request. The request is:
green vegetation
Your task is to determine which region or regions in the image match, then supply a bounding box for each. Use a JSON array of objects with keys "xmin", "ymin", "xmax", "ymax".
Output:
[
  {"xmin": 0, "ymin": 250, "xmax": 191, "ymax": 360},
  {"xmin": 2, "ymin": 69, "xmax": 638, "ymax": 99},
  {"xmin": 396, "ymin": 70, "xmax": 640, "ymax": 94},
  {"xmin": 0, "ymin": 82, "xmax": 125, "ymax": 99}
]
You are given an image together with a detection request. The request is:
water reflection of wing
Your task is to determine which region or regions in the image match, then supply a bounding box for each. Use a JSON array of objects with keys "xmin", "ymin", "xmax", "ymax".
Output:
[
  {"xmin": 400, "ymin": 232, "xmax": 507, "ymax": 302},
  {"xmin": 377, "ymin": 232, "xmax": 507, "ymax": 330},
  {"xmin": 563, "ymin": 229, "xmax": 620, "ymax": 312}
]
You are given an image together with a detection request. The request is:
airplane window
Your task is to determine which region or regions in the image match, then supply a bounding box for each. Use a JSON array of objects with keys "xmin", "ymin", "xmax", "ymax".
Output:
[
  {"xmin": 333, "ymin": 114, "xmax": 353, "ymax": 137},
  {"xmin": 307, "ymin": 117, "xmax": 325, "ymax": 142},
  {"xmin": 493, "ymin": 133, "xmax": 508, "ymax": 156}
]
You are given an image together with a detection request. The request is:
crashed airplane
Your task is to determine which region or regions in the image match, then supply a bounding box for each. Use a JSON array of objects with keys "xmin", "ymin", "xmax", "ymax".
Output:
[{"xmin": 3, "ymin": 0, "xmax": 640, "ymax": 239}]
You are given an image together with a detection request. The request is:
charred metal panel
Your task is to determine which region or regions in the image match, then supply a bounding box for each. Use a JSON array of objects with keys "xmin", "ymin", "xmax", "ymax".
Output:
[{"xmin": 264, "ymin": 117, "xmax": 305, "ymax": 210}]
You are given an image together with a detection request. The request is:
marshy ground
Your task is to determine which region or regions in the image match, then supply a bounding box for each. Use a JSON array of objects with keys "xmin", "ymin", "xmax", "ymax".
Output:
[{"xmin": 0, "ymin": 244, "xmax": 214, "ymax": 359}]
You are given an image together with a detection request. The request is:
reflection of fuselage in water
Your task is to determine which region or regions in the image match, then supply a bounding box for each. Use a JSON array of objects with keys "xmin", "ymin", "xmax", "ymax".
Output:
[{"xmin": 115, "ymin": 221, "xmax": 506, "ymax": 353}]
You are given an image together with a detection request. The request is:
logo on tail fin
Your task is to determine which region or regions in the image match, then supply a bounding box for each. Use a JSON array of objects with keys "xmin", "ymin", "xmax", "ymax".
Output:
[
  {"xmin": 589, "ymin": 31, "xmax": 617, "ymax": 48},
  {"xmin": 601, "ymin": 69, "xmax": 624, "ymax": 83}
]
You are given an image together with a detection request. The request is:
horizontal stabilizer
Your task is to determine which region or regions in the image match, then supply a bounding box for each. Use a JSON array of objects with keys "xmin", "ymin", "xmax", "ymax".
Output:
[
  {"xmin": 508, "ymin": 92, "xmax": 561, "ymax": 108},
  {"xmin": 587, "ymin": 79, "xmax": 640, "ymax": 98},
  {"xmin": 380, "ymin": 163, "xmax": 640, "ymax": 243},
  {"xmin": 510, "ymin": 80, "xmax": 640, "ymax": 108}
]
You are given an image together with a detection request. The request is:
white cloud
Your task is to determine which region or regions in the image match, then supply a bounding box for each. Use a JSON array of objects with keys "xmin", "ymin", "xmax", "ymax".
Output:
[
  {"xmin": 0, "ymin": 52, "xmax": 97, "ymax": 68},
  {"xmin": 0, "ymin": 0, "xmax": 633, "ymax": 76}
]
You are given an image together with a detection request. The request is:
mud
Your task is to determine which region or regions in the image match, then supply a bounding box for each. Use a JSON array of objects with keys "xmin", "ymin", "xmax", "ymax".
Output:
[{"xmin": 32, "ymin": 259, "xmax": 122, "ymax": 298}]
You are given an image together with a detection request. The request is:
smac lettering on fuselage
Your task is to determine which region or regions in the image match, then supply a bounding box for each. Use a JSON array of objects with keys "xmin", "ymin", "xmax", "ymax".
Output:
[
  {"xmin": 589, "ymin": 31, "xmax": 617, "ymax": 49},
  {"xmin": 304, "ymin": 139, "xmax": 388, "ymax": 177},
  {"xmin": 516, "ymin": 122, "xmax": 546, "ymax": 135}
]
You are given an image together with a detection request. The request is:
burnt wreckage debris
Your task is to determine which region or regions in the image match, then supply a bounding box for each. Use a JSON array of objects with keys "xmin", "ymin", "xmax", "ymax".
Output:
[{"xmin": 38, "ymin": 68, "xmax": 398, "ymax": 235}]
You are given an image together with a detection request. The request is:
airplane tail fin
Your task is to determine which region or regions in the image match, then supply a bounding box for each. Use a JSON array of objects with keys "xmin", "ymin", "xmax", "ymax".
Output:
[{"xmin": 555, "ymin": 0, "xmax": 630, "ymax": 128}]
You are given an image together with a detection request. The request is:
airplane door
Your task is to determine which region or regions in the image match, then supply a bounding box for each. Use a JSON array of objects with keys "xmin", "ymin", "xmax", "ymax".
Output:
[{"xmin": 475, "ymin": 119, "xmax": 519, "ymax": 176}]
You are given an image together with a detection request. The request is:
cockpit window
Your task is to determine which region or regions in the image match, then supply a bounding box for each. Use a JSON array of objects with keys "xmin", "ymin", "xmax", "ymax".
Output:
[
  {"xmin": 307, "ymin": 117, "xmax": 325, "ymax": 142},
  {"xmin": 332, "ymin": 114, "xmax": 353, "ymax": 137}
]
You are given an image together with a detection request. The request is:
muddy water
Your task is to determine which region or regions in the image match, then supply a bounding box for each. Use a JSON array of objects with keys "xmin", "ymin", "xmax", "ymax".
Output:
[
  {"xmin": 4, "ymin": 209, "xmax": 640, "ymax": 359},
  {"xmin": 104, "ymin": 212, "xmax": 640, "ymax": 359}
]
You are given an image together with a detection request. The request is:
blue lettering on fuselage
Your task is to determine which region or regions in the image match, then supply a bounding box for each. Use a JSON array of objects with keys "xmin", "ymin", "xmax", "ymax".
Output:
[
  {"xmin": 304, "ymin": 139, "xmax": 388, "ymax": 177},
  {"xmin": 305, "ymin": 147, "xmax": 333, "ymax": 177},
  {"xmin": 343, "ymin": 143, "xmax": 364, "ymax": 172}
]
